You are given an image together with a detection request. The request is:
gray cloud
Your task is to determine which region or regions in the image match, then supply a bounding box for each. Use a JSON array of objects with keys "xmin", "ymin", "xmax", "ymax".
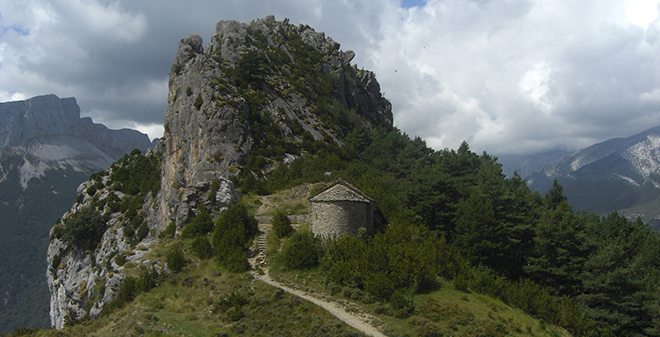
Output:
[{"xmin": 1, "ymin": 0, "xmax": 660, "ymax": 156}]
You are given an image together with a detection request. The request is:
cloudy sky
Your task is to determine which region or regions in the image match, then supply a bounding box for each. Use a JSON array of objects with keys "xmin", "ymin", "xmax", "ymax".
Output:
[{"xmin": 1, "ymin": 0, "xmax": 660, "ymax": 156}]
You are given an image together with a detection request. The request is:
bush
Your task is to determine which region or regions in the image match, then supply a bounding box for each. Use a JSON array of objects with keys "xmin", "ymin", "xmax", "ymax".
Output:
[
  {"xmin": 120, "ymin": 276, "xmax": 138, "ymax": 302},
  {"xmin": 453, "ymin": 273, "xmax": 469, "ymax": 292},
  {"xmin": 272, "ymin": 210, "xmax": 294, "ymax": 238},
  {"xmin": 117, "ymin": 268, "xmax": 160, "ymax": 306},
  {"xmin": 213, "ymin": 204, "xmax": 259, "ymax": 249},
  {"xmin": 390, "ymin": 290, "xmax": 415, "ymax": 318},
  {"xmin": 219, "ymin": 245, "xmax": 250, "ymax": 273},
  {"xmin": 61, "ymin": 207, "xmax": 105, "ymax": 251},
  {"xmin": 159, "ymin": 222, "xmax": 176, "ymax": 239},
  {"xmin": 213, "ymin": 204, "xmax": 259, "ymax": 272},
  {"xmin": 277, "ymin": 229, "xmax": 323, "ymax": 270},
  {"xmin": 86, "ymin": 185, "xmax": 97, "ymax": 197},
  {"xmin": 136, "ymin": 268, "xmax": 161, "ymax": 293},
  {"xmin": 191, "ymin": 236, "xmax": 213, "ymax": 260},
  {"xmin": 322, "ymin": 234, "xmax": 367, "ymax": 286},
  {"xmin": 194, "ymin": 93, "xmax": 203, "ymax": 109},
  {"xmin": 167, "ymin": 245, "xmax": 187, "ymax": 273},
  {"xmin": 208, "ymin": 178, "xmax": 221, "ymax": 204},
  {"xmin": 136, "ymin": 222, "xmax": 150, "ymax": 242},
  {"xmin": 182, "ymin": 205, "xmax": 214, "ymax": 238},
  {"xmin": 114, "ymin": 253, "xmax": 127, "ymax": 267}
]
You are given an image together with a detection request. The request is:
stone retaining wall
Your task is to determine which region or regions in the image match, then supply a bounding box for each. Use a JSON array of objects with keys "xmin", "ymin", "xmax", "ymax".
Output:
[{"xmin": 255, "ymin": 215, "xmax": 309, "ymax": 224}]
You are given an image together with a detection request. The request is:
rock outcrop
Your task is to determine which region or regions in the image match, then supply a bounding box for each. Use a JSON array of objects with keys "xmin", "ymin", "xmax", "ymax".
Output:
[
  {"xmin": 0, "ymin": 94, "xmax": 154, "ymax": 333},
  {"xmin": 160, "ymin": 15, "xmax": 392, "ymax": 234},
  {"xmin": 47, "ymin": 16, "xmax": 394, "ymax": 328}
]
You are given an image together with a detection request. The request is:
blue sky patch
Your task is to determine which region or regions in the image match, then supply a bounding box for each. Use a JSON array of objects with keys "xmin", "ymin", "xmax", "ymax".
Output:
[
  {"xmin": 1, "ymin": 25, "xmax": 30, "ymax": 37},
  {"xmin": 400, "ymin": 0, "xmax": 426, "ymax": 8}
]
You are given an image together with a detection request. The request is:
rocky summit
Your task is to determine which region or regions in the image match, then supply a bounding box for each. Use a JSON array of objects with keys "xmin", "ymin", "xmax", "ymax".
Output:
[{"xmin": 46, "ymin": 16, "xmax": 393, "ymax": 328}]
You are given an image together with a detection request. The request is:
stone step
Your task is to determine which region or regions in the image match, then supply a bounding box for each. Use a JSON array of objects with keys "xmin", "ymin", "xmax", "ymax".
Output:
[{"xmin": 257, "ymin": 234, "xmax": 267, "ymax": 252}]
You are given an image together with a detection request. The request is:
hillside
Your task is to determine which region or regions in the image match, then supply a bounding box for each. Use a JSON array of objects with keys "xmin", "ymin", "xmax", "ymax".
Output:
[
  {"xmin": 44, "ymin": 15, "xmax": 393, "ymax": 330},
  {"xmin": 16, "ymin": 185, "xmax": 570, "ymax": 337},
  {"xmin": 34, "ymin": 16, "xmax": 660, "ymax": 337},
  {"xmin": 0, "ymin": 94, "xmax": 153, "ymax": 333}
]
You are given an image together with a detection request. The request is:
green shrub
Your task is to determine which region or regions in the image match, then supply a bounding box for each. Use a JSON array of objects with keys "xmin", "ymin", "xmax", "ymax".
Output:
[
  {"xmin": 363, "ymin": 271, "xmax": 396, "ymax": 301},
  {"xmin": 50, "ymin": 222, "xmax": 63, "ymax": 241},
  {"xmin": 453, "ymin": 273, "xmax": 469, "ymax": 292},
  {"xmin": 191, "ymin": 235, "xmax": 213, "ymax": 260},
  {"xmin": 219, "ymin": 245, "xmax": 250, "ymax": 273},
  {"xmin": 272, "ymin": 210, "xmax": 294, "ymax": 238},
  {"xmin": 166, "ymin": 245, "xmax": 187, "ymax": 273},
  {"xmin": 194, "ymin": 93, "xmax": 203, "ymax": 109},
  {"xmin": 213, "ymin": 204, "xmax": 259, "ymax": 272},
  {"xmin": 136, "ymin": 222, "xmax": 149, "ymax": 242},
  {"xmin": 119, "ymin": 276, "xmax": 138, "ymax": 302},
  {"xmin": 208, "ymin": 178, "xmax": 221, "ymax": 204},
  {"xmin": 51, "ymin": 253, "xmax": 62, "ymax": 270},
  {"xmin": 61, "ymin": 207, "xmax": 105, "ymax": 251},
  {"xmin": 322, "ymin": 234, "xmax": 366, "ymax": 286},
  {"xmin": 159, "ymin": 222, "xmax": 176, "ymax": 239},
  {"xmin": 117, "ymin": 268, "xmax": 160, "ymax": 306},
  {"xmin": 277, "ymin": 229, "xmax": 323, "ymax": 270},
  {"xmin": 123, "ymin": 225, "xmax": 135, "ymax": 238},
  {"xmin": 136, "ymin": 268, "xmax": 161, "ymax": 293},
  {"xmin": 182, "ymin": 205, "xmax": 214, "ymax": 238},
  {"xmin": 213, "ymin": 204, "xmax": 259, "ymax": 248},
  {"xmin": 114, "ymin": 253, "xmax": 127, "ymax": 267}
]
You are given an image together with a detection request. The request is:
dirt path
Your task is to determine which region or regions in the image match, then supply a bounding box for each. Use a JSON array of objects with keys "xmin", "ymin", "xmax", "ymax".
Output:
[
  {"xmin": 248, "ymin": 229, "xmax": 386, "ymax": 337},
  {"xmin": 252, "ymin": 268, "xmax": 387, "ymax": 337}
]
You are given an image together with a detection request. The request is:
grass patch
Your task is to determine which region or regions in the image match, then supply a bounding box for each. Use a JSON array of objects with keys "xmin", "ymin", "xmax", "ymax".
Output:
[
  {"xmin": 270, "ymin": 264, "xmax": 571, "ymax": 337},
  {"xmin": 30, "ymin": 240, "xmax": 367, "ymax": 337}
]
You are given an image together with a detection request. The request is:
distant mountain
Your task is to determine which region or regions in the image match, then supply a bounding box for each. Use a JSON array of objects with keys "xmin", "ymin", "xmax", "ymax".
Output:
[
  {"xmin": 525, "ymin": 125, "xmax": 660, "ymax": 228},
  {"xmin": 498, "ymin": 149, "xmax": 572, "ymax": 178},
  {"xmin": 0, "ymin": 94, "xmax": 153, "ymax": 333}
]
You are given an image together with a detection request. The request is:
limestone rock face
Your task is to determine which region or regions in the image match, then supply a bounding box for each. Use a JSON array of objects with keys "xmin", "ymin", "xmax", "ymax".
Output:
[
  {"xmin": 160, "ymin": 16, "xmax": 392, "ymax": 230},
  {"xmin": 46, "ymin": 155, "xmax": 165, "ymax": 329}
]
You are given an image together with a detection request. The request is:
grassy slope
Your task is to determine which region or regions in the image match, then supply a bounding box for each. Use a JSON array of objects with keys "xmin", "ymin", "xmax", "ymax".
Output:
[
  {"xmin": 269, "ymin": 268, "xmax": 570, "ymax": 337},
  {"xmin": 23, "ymin": 257, "xmax": 366, "ymax": 337},
  {"xmin": 16, "ymin": 185, "xmax": 570, "ymax": 337}
]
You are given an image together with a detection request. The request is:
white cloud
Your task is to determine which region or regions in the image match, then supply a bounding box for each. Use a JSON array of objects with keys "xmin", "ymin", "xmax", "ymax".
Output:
[
  {"xmin": 626, "ymin": 0, "xmax": 660, "ymax": 27},
  {"xmin": 2, "ymin": 0, "xmax": 660, "ymax": 156},
  {"xmin": 58, "ymin": 0, "xmax": 148, "ymax": 42},
  {"xmin": 363, "ymin": 0, "xmax": 660, "ymax": 154}
]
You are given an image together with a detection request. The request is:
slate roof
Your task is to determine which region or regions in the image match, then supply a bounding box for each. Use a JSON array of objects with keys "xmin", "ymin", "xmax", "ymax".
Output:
[{"xmin": 308, "ymin": 178, "xmax": 374, "ymax": 203}]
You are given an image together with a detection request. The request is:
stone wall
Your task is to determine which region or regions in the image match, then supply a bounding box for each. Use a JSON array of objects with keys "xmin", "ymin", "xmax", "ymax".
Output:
[
  {"xmin": 310, "ymin": 200, "xmax": 372, "ymax": 239},
  {"xmin": 255, "ymin": 215, "xmax": 309, "ymax": 224}
]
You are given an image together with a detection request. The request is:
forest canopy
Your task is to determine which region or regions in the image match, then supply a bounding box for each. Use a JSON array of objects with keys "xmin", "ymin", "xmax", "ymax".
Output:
[{"xmin": 238, "ymin": 126, "xmax": 660, "ymax": 337}]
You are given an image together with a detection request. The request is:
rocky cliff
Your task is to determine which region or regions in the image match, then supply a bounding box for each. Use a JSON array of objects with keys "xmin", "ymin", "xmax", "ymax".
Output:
[
  {"xmin": 46, "ymin": 16, "xmax": 393, "ymax": 328},
  {"xmin": 0, "ymin": 94, "xmax": 154, "ymax": 333},
  {"xmin": 160, "ymin": 15, "xmax": 392, "ymax": 230}
]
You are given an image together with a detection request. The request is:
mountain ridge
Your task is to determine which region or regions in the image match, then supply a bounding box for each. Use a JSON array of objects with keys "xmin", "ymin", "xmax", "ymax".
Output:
[
  {"xmin": 0, "ymin": 94, "xmax": 154, "ymax": 333},
  {"xmin": 522, "ymin": 124, "xmax": 660, "ymax": 223}
]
